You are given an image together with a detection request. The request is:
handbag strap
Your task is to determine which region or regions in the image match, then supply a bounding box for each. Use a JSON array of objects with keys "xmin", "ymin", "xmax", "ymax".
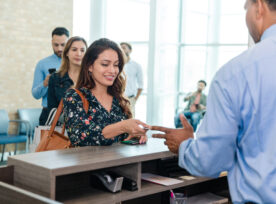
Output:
[
  {"xmin": 49, "ymin": 88, "xmax": 89, "ymax": 136},
  {"xmin": 45, "ymin": 108, "xmax": 57, "ymax": 126}
]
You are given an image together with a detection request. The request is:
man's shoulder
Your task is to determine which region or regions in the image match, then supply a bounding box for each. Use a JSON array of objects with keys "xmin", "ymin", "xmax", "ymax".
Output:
[
  {"xmin": 38, "ymin": 54, "xmax": 55, "ymax": 63},
  {"xmin": 128, "ymin": 60, "xmax": 142, "ymax": 68}
]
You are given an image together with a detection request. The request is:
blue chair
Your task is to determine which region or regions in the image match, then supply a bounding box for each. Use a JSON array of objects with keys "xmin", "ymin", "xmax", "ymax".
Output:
[
  {"xmin": 17, "ymin": 108, "xmax": 41, "ymax": 143},
  {"xmin": 0, "ymin": 110, "xmax": 29, "ymax": 162}
]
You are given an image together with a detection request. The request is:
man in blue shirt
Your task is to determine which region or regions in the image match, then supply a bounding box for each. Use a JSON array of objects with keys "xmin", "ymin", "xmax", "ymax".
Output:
[
  {"xmin": 152, "ymin": 0, "xmax": 276, "ymax": 203},
  {"xmin": 32, "ymin": 27, "xmax": 69, "ymax": 125}
]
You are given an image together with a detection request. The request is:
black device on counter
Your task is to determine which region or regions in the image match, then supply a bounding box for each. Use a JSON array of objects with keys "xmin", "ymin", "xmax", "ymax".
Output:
[
  {"xmin": 121, "ymin": 138, "xmax": 141, "ymax": 145},
  {"xmin": 90, "ymin": 171, "xmax": 123, "ymax": 193},
  {"xmin": 122, "ymin": 176, "xmax": 138, "ymax": 191},
  {"xmin": 48, "ymin": 68, "xmax": 56, "ymax": 74},
  {"xmin": 108, "ymin": 172, "xmax": 138, "ymax": 191}
]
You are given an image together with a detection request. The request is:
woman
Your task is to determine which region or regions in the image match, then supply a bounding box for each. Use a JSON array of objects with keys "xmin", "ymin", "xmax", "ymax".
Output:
[
  {"xmin": 63, "ymin": 38, "xmax": 150, "ymax": 146},
  {"xmin": 47, "ymin": 36, "xmax": 87, "ymax": 117}
]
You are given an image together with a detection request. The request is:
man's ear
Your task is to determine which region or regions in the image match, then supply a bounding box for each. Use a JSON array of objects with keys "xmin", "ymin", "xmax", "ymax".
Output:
[{"xmin": 256, "ymin": 0, "xmax": 265, "ymax": 19}]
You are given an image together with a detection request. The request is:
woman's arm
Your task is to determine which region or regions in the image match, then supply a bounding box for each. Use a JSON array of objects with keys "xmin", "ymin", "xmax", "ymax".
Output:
[{"xmin": 102, "ymin": 119, "xmax": 150, "ymax": 139}]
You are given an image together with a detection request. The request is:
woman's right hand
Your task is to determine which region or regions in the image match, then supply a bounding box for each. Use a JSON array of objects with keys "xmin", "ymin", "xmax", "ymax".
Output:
[
  {"xmin": 121, "ymin": 119, "xmax": 151, "ymax": 136},
  {"xmin": 120, "ymin": 119, "xmax": 151, "ymax": 143}
]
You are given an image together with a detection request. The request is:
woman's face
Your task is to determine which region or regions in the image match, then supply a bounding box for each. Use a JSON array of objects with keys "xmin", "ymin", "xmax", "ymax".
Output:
[
  {"xmin": 89, "ymin": 49, "xmax": 120, "ymax": 89},
  {"xmin": 67, "ymin": 41, "xmax": 86, "ymax": 67}
]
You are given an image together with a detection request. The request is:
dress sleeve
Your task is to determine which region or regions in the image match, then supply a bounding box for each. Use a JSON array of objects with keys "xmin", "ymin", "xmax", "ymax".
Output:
[{"xmin": 63, "ymin": 89, "xmax": 114, "ymax": 146}]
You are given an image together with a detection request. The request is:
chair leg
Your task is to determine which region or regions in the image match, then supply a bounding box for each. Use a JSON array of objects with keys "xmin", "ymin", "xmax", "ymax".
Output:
[
  {"xmin": 1, "ymin": 144, "xmax": 5, "ymax": 162},
  {"xmin": 14, "ymin": 143, "xmax": 18, "ymax": 155}
]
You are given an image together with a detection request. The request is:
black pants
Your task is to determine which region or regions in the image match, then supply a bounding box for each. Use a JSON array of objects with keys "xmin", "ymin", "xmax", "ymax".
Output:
[{"xmin": 39, "ymin": 108, "xmax": 48, "ymax": 125}]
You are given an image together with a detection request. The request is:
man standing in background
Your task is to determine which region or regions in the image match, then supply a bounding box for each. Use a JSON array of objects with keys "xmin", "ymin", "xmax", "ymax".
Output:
[
  {"xmin": 120, "ymin": 42, "xmax": 143, "ymax": 117},
  {"xmin": 32, "ymin": 27, "xmax": 69, "ymax": 125}
]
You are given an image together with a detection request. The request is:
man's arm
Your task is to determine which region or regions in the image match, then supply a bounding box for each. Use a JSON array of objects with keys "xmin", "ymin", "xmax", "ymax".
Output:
[
  {"xmin": 136, "ymin": 63, "xmax": 143, "ymax": 101},
  {"xmin": 135, "ymin": 88, "xmax": 143, "ymax": 101},
  {"xmin": 32, "ymin": 62, "xmax": 48, "ymax": 99},
  {"xmin": 184, "ymin": 92, "xmax": 195, "ymax": 102},
  {"xmin": 178, "ymin": 77, "xmax": 239, "ymax": 178}
]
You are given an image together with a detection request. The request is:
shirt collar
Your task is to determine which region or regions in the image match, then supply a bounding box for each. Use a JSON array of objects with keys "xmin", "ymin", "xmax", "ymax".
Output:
[
  {"xmin": 52, "ymin": 53, "xmax": 62, "ymax": 61},
  {"xmin": 261, "ymin": 24, "xmax": 276, "ymax": 41}
]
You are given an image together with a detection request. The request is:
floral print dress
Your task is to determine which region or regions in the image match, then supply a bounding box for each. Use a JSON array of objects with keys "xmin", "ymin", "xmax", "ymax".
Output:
[{"xmin": 63, "ymin": 88, "xmax": 128, "ymax": 146}]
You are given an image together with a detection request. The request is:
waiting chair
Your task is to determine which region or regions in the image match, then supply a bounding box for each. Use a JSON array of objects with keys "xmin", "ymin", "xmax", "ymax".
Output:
[
  {"xmin": 17, "ymin": 108, "xmax": 41, "ymax": 143},
  {"xmin": 0, "ymin": 110, "xmax": 29, "ymax": 162}
]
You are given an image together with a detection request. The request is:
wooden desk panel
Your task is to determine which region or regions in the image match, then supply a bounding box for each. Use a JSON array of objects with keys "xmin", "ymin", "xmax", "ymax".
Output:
[{"xmin": 7, "ymin": 138, "xmax": 226, "ymax": 203}]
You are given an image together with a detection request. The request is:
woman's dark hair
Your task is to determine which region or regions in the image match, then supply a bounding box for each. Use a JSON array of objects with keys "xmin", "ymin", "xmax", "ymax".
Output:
[
  {"xmin": 58, "ymin": 36, "xmax": 87, "ymax": 77},
  {"xmin": 77, "ymin": 38, "xmax": 132, "ymax": 118}
]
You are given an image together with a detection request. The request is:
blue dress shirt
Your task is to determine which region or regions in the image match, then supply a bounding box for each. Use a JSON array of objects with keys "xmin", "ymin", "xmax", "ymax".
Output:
[
  {"xmin": 31, "ymin": 54, "xmax": 61, "ymax": 107},
  {"xmin": 179, "ymin": 24, "xmax": 276, "ymax": 203}
]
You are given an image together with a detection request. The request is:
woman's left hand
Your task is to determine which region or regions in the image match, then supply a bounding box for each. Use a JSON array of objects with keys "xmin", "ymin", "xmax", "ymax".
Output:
[{"xmin": 124, "ymin": 134, "xmax": 148, "ymax": 144}]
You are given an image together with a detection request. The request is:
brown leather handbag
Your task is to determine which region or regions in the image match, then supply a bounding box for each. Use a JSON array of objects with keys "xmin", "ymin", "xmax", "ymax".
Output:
[{"xmin": 35, "ymin": 89, "xmax": 89, "ymax": 152}]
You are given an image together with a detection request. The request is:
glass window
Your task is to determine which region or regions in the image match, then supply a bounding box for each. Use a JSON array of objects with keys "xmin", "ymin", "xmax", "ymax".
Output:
[
  {"xmin": 217, "ymin": 46, "xmax": 247, "ymax": 68},
  {"xmin": 73, "ymin": 0, "xmax": 90, "ymax": 41},
  {"xmin": 105, "ymin": 0, "xmax": 150, "ymax": 42},
  {"xmin": 183, "ymin": 0, "xmax": 209, "ymax": 14},
  {"xmin": 219, "ymin": 15, "xmax": 248, "ymax": 44},
  {"xmin": 129, "ymin": 44, "xmax": 149, "ymax": 90},
  {"xmin": 181, "ymin": 12, "xmax": 209, "ymax": 44},
  {"xmin": 75, "ymin": 0, "xmax": 249, "ymax": 127},
  {"xmin": 179, "ymin": 46, "xmax": 207, "ymax": 93}
]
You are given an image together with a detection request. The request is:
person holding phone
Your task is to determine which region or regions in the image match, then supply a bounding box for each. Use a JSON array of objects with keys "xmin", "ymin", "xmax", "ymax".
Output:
[
  {"xmin": 32, "ymin": 27, "xmax": 69, "ymax": 125},
  {"xmin": 63, "ymin": 38, "xmax": 150, "ymax": 146},
  {"xmin": 47, "ymin": 36, "xmax": 87, "ymax": 118}
]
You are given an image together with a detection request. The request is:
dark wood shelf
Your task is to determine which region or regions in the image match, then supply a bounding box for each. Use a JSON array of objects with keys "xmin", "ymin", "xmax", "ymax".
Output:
[{"xmin": 58, "ymin": 177, "xmax": 213, "ymax": 204}]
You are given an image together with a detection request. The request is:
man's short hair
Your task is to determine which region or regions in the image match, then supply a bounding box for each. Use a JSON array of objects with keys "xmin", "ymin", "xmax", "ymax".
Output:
[
  {"xmin": 198, "ymin": 80, "xmax": 207, "ymax": 87},
  {"xmin": 120, "ymin": 42, "xmax": 132, "ymax": 51},
  {"xmin": 52, "ymin": 27, "xmax": 69, "ymax": 37},
  {"xmin": 252, "ymin": 0, "xmax": 276, "ymax": 11}
]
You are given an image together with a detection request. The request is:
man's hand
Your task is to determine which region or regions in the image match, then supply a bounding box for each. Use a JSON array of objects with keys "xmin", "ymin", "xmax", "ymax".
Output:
[
  {"xmin": 43, "ymin": 74, "xmax": 51, "ymax": 87},
  {"xmin": 152, "ymin": 114, "xmax": 194, "ymax": 154}
]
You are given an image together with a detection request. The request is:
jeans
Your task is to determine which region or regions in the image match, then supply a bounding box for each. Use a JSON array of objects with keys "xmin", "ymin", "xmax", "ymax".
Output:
[{"xmin": 174, "ymin": 111, "xmax": 201, "ymax": 131}]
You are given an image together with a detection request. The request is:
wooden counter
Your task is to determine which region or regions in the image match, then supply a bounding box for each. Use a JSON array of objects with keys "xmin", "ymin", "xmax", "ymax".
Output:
[{"xmin": 7, "ymin": 138, "xmax": 224, "ymax": 204}]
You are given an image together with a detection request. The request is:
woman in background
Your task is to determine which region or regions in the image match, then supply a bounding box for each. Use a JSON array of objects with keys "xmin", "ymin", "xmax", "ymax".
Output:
[
  {"xmin": 47, "ymin": 36, "xmax": 87, "ymax": 117},
  {"xmin": 63, "ymin": 38, "xmax": 149, "ymax": 146}
]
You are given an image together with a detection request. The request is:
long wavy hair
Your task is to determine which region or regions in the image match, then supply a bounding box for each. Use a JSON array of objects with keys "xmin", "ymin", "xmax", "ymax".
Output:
[
  {"xmin": 76, "ymin": 38, "xmax": 132, "ymax": 118},
  {"xmin": 58, "ymin": 36, "xmax": 87, "ymax": 77}
]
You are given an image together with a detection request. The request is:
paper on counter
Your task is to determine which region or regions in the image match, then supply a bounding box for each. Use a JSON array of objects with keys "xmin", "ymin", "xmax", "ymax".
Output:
[{"xmin": 142, "ymin": 173, "xmax": 183, "ymax": 186}]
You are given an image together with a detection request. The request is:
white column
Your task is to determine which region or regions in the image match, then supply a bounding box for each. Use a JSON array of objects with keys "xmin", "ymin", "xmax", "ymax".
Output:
[
  {"xmin": 146, "ymin": 0, "xmax": 157, "ymax": 124},
  {"xmin": 89, "ymin": 0, "xmax": 106, "ymax": 44}
]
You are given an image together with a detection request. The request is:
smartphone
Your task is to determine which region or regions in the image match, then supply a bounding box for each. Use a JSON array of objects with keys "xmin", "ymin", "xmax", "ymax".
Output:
[
  {"xmin": 121, "ymin": 139, "xmax": 141, "ymax": 145},
  {"xmin": 48, "ymin": 68, "xmax": 56, "ymax": 74}
]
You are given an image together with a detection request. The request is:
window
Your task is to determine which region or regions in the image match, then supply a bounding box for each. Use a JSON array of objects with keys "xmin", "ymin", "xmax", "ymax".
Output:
[{"xmin": 73, "ymin": 0, "xmax": 249, "ymax": 127}]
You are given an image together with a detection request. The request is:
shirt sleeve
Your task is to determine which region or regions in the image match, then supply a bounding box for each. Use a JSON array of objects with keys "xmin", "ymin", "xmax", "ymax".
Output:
[
  {"xmin": 32, "ymin": 62, "xmax": 48, "ymax": 99},
  {"xmin": 63, "ymin": 89, "xmax": 115, "ymax": 146},
  {"xmin": 136, "ymin": 63, "xmax": 144, "ymax": 89},
  {"xmin": 179, "ymin": 72, "xmax": 239, "ymax": 178}
]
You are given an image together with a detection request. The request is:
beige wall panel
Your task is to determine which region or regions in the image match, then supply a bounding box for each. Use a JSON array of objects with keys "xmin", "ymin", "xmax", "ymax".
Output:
[{"xmin": 0, "ymin": 0, "xmax": 73, "ymax": 135}]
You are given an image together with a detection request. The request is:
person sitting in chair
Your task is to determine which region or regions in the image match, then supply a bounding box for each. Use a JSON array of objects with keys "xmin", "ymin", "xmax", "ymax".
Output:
[{"xmin": 175, "ymin": 80, "xmax": 207, "ymax": 131}]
